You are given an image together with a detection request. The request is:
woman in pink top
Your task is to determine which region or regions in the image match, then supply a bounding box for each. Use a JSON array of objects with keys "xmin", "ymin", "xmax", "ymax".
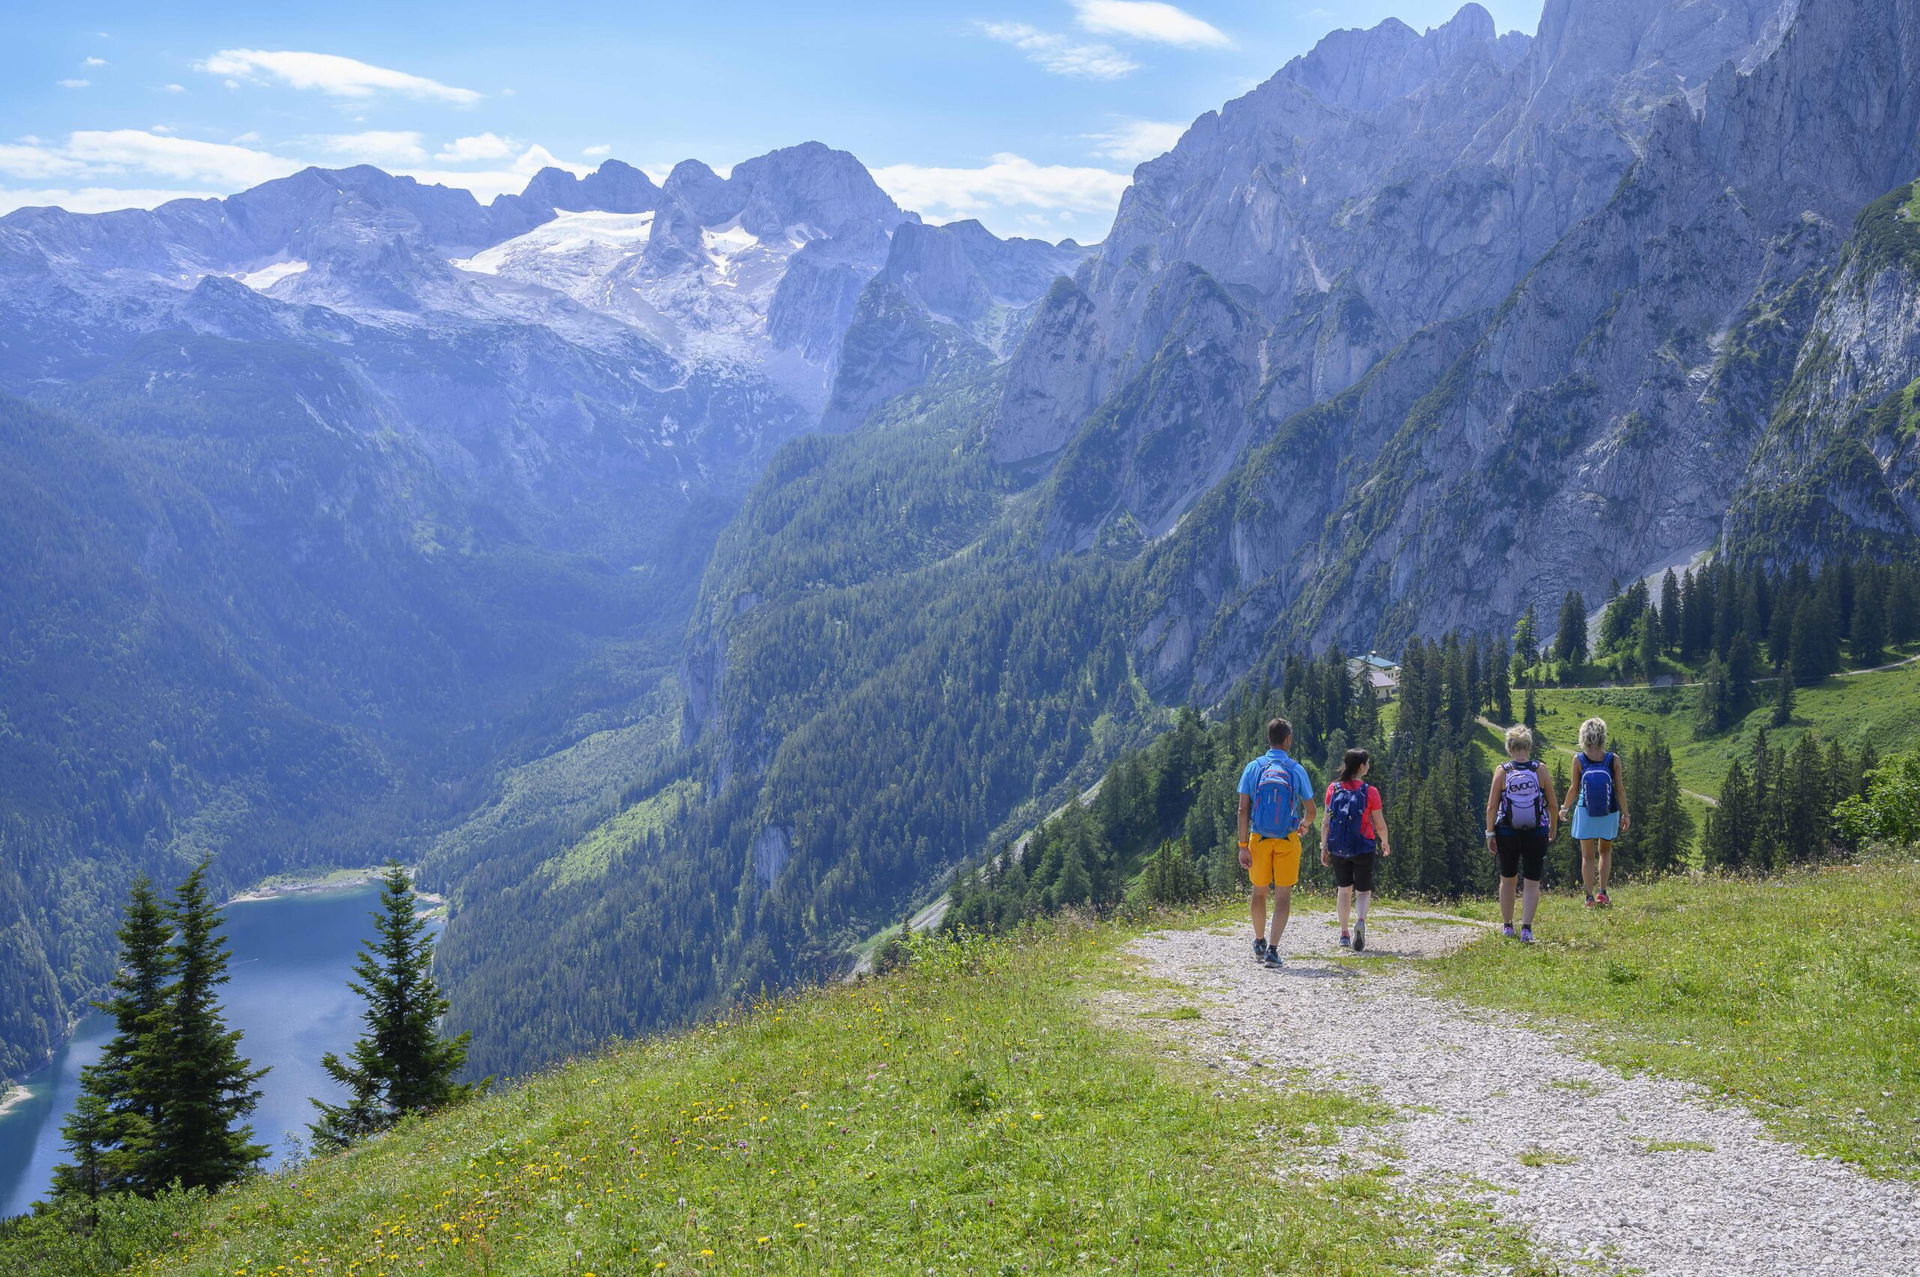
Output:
[{"xmin": 1320, "ymin": 748, "xmax": 1392, "ymax": 952}]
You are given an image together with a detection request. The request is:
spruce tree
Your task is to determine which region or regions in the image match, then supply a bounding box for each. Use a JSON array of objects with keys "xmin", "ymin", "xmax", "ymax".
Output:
[
  {"xmin": 1706, "ymin": 760, "xmax": 1756, "ymax": 872},
  {"xmin": 1726, "ymin": 632, "xmax": 1757, "ymax": 715},
  {"xmin": 53, "ymin": 876, "xmax": 172, "ymax": 1200},
  {"xmin": 1889, "ymin": 569, "xmax": 1920, "ymax": 646},
  {"xmin": 1768, "ymin": 595, "xmax": 1798, "ymax": 668},
  {"xmin": 1659, "ymin": 569, "xmax": 1682, "ymax": 652},
  {"xmin": 1783, "ymin": 733, "xmax": 1828, "ymax": 862},
  {"xmin": 1695, "ymin": 654, "xmax": 1731, "ymax": 735},
  {"xmin": 1549, "ymin": 756, "xmax": 1573, "ymax": 885},
  {"xmin": 148, "ymin": 862, "xmax": 267, "ymax": 1192},
  {"xmin": 1554, "ymin": 591, "xmax": 1589, "ymax": 668},
  {"xmin": 1771, "ymin": 664, "xmax": 1795, "ymax": 726},
  {"xmin": 311, "ymin": 865, "xmax": 476, "ymax": 1152},
  {"xmin": 1491, "ymin": 640, "xmax": 1513, "ymax": 723},
  {"xmin": 1350, "ymin": 663, "xmax": 1381, "ymax": 750},
  {"xmin": 1791, "ymin": 598, "xmax": 1839, "ymax": 682},
  {"xmin": 1853, "ymin": 589, "xmax": 1887, "ymax": 668},
  {"xmin": 1636, "ymin": 613, "xmax": 1661, "ymax": 683},
  {"xmin": 1513, "ymin": 605, "xmax": 1539, "ymax": 668}
]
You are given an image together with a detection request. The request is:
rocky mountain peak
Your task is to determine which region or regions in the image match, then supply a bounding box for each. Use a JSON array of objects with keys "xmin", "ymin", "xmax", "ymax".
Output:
[
  {"xmin": 726, "ymin": 141, "xmax": 913, "ymax": 239},
  {"xmin": 661, "ymin": 159, "xmax": 737, "ymax": 224},
  {"xmin": 517, "ymin": 160, "xmax": 660, "ymax": 214}
]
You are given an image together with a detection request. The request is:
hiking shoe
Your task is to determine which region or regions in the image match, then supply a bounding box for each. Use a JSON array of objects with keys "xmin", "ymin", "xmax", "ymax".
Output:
[
  {"xmin": 1339, "ymin": 932, "xmax": 1352, "ymax": 948},
  {"xmin": 1264, "ymin": 948, "xmax": 1284, "ymax": 969},
  {"xmin": 1519, "ymin": 926, "xmax": 1536, "ymax": 944},
  {"xmin": 1503, "ymin": 923, "xmax": 1516, "ymax": 939},
  {"xmin": 1596, "ymin": 890, "xmax": 1612, "ymax": 908},
  {"xmin": 1252, "ymin": 936, "xmax": 1267, "ymax": 961},
  {"xmin": 1352, "ymin": 919, "xmax": 1367, "ymax": 953},
  {"xmin": 1584, "ymin": 894, "xmax": 1596, "ymax": 908}
]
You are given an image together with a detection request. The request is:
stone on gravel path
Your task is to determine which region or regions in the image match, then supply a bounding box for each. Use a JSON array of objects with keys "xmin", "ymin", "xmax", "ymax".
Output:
[{"xmin": 1125, "ymin": 911, "xmax": 1920, "ymax": 1277}]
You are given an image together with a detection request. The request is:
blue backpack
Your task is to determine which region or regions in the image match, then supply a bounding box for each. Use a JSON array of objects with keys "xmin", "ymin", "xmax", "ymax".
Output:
[
  {"xmin": 1578, "ymin": 752, "xmax": 1617, "ymax": 816},
  {"xmin": 1250, "ymin": 758, "xmax": 1300, "ymax": 836},
  {"xmin": 1325, "ymin": 784, "xmax": 1374, "ymax": 857}
]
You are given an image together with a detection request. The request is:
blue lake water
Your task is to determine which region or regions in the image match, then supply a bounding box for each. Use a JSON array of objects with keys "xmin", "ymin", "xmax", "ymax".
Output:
[{"xmin": 0, "ymin": 884, "xmax": 435, "ymax": 1217}]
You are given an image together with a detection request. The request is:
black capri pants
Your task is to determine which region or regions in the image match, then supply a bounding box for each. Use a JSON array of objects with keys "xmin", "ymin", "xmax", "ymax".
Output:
[
  {"xmin": 1330, "ymin": 852, "xmax": 1377, "ymax": 893},
  {"xmin": 1495, "ymin": 827, "xmax": 1548, "ymax": 882}
]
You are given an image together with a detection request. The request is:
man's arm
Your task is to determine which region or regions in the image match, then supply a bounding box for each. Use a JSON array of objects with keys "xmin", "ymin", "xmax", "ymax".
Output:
[{"xmin": 1236, "ymin": 794, "xmax": 1252, "ymax": 869}]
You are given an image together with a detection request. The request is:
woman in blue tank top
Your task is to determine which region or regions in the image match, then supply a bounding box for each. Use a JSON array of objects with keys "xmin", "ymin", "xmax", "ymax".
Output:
[{"xmin": 1563, "ymin": 716, "xmax": 1630, "ymax": 907}]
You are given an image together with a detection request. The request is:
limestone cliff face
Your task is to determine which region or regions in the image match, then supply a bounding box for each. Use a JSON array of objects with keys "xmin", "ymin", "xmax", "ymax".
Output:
[{"xmin": 973, "ymin": 0, "xmax": 1920, "ymax": 698}]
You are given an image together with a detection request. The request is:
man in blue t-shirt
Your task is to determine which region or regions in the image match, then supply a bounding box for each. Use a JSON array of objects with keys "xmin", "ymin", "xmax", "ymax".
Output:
[{"xmin": 1237, "ymin": 717, "xmax": 1316, "ymax": 969}]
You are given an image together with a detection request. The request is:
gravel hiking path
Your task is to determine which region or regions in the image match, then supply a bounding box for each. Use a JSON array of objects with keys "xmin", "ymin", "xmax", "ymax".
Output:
[{"xmin": 1119, "ymin": 911, "xmax": 1920, "ymax": 1276}]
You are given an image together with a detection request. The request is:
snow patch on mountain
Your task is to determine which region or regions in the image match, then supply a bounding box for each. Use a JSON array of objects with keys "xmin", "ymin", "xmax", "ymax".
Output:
[{"xmin": 232, "ymin": 260, "xmax": 309, "ymax": 291}]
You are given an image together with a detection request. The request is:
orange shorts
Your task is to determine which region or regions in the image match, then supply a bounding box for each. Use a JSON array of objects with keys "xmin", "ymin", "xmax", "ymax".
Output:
[{"xmin": 1247, "ymin": 833, "xmax": 1302, "ymax": 889}]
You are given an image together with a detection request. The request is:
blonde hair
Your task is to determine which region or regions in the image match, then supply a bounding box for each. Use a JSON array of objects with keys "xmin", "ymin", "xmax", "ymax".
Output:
[
  {"xmin": 1579, "ymin": 716, "xmax": 1609, "ymax": 754},
  {"xmin": 1504, "ymin": 724, "xmax": 1533, "ymax": 756}
]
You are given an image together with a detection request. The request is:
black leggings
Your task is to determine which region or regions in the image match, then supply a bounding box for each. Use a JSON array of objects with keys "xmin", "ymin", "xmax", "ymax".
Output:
[
  {"xmin": 1331, "ymin": 853, "xmax": 1376, "ymax": 893},
  {"xmin": 1495, "ymin": 828, "xmax": 1548, "ymax": 882}
]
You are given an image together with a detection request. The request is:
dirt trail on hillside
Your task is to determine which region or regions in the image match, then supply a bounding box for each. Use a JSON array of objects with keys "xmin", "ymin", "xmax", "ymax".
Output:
[{"xmin": 1119, "ymin": 913, "xmax": 1920, "ymax": 1277}]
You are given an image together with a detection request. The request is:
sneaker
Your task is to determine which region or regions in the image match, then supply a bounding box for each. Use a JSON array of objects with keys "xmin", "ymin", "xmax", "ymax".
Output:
[
  {"xmin": 1584, "ymin": 894, "xmax": 1596, "ymax": 908},
  {"xmin": 1252, "ymin": 936, "xmax": 1267, "ymax": 961},
  {"xmin": 1339, "ymin": 931, "xmax": 1352, "ymax": 948},
  {"xmin": 1353, "ymin": 919, "xmax": 1367, "ymax": 953},
  {"xmin": 1264, "ymin": 949, "xmax": 1284, "ymax": 969},
  {"xmin": 1596, "ymin": 890, "xmax": 1612, "ymax": 908},
  {"xmin": 1519, "ymin": 925, "xmax": 1536, "ymax": 944},
  {"xmin": 1503, "ymin": 923, "xmax": 1516, "ymax": 939}
]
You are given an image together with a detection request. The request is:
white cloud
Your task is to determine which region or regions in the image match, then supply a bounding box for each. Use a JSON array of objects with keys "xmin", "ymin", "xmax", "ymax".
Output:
[
  {"xmin": 871, "ymin": 152, "xmax": 1130, "ymax": 224},
  {"xmin": 319, "ymin": 130, "xmax": 428, "ymax": 164},
  {"xmin": 1072, "ymin": 1, "xmax": 1231, "ymax": 48},
  {"xmin": 0, "ymin": 129, "xmax": 590, "ymax": 215},
  {"xmin": 980, "ymin": 22, "xmax": 1138, "ymax": 78},
  {"xmin": 65, "ymin": 129, "xmax": 304, "ymax": 186},
  {"xmin": 582, "ymin": 144, "xmax": 612, "ymax": 156},
  {"xmin": 0, "ymin": 142, "xmax": 89, "ymax": 180},
  {"xmin": 434, "ymin": 132, "xmax": 513, "ymax": 162},
  {"xmin": 84, "ymin": 57, "xmax": 109, "ymax": 67},
  {"xmin": 231, "ymin": 130, "xmax": 261, "ymax": 144},
  {"xmin": 0, "ymin": 187, "xmax": 216, "ymax": 215},
  {"xmin": 59, "ymin": 79, "xmax": 91, "ymax": 89},
  {"xmin": 162, "ymin": 83, "xmax": 187, "ymax": 93},
  {"xmin": 1085, "ymin": 118, "xmax": 1187, "ymax": 163},
  {"xmin": 197, "ymin": 49, "xmax": 481, "ymax": 104},
  {"xmin": 150, "ymin": 124, "xmax": 175, "ymax": 135}
]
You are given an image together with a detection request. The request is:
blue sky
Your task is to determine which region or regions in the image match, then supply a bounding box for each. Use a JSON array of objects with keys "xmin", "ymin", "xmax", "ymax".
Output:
[{"xmin": 3, "ymin": 1, "xmax": 1542, "ymax": 242}]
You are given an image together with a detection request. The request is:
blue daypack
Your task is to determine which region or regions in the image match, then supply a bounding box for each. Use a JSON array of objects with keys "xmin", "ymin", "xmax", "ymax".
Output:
[
  {"xmin": 1578, "ymin": 752, "xmax": 1617, "ymax": 816},
  {"xmin": 1250, "ymin": 758, "xmax": 1300, "ymax": 836},
  {"xmin": 1325, "ymin": 784, "xmax": 1375, "ymax": 857}
]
